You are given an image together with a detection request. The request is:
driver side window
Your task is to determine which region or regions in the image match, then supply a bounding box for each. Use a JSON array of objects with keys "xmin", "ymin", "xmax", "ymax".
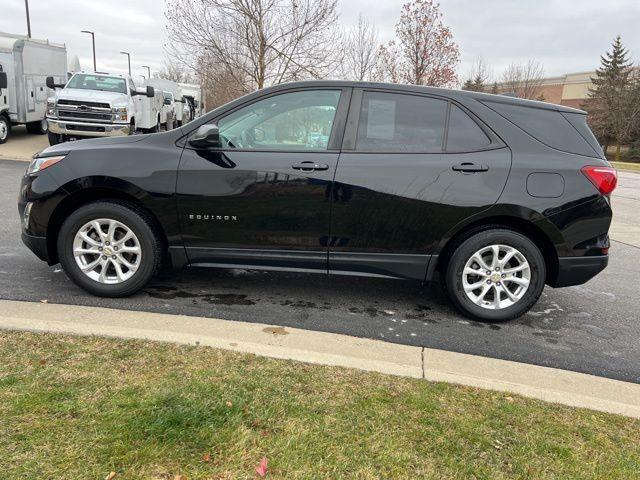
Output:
[{"xmin": 217, "ymin": 90, "xmax": 341, "ymax": 151}]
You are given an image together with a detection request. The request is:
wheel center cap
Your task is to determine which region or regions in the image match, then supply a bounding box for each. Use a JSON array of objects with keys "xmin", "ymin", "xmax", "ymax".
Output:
[
  {"xmin": 490, "ymin": 273, "xmax": 501, "ymax": 283},
  {"xmin": 103, "ymin": 247, "xmax": 114, "ymax": 256}
]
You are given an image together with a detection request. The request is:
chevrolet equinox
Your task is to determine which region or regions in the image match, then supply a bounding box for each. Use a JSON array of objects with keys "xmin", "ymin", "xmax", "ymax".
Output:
[{"xmin": 19, "ymin": 81, "xmax": 617, "ymax": 321}]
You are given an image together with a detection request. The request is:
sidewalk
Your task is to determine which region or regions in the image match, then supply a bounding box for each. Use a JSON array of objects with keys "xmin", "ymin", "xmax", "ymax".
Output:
[{"xmin": 1, "ymin": 299, "xmax": 639, "ymax": 418}]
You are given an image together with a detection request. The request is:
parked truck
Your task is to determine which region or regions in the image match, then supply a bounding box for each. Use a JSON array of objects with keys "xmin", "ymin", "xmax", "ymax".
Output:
[
  {"xmin": 0, "ymin": 32, "xmax": 67, "ymax": 144},
  {"xmin": 45, "ymin": 71, "xmax": 162, "ymax": 145},
  {"xmin": 179, "ymin": 82, "xmax": 204, "ymax": 120},
  {"xmin": 144, "ymin": 78, "xmax": 185, "ymax": 128}
]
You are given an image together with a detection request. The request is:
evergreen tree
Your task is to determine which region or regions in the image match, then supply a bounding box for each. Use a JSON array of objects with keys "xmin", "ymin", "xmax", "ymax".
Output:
[
  {"xmin": 586, "ymin": 36, "xmax": 637, "ymax": 159},
  {"xmin": 491, "ymin": 82, "xmax": 499, "ymax": 94}
]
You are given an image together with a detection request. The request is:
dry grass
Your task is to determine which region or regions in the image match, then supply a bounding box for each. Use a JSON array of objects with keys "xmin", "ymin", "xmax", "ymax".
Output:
[{"xmin": 0, "ymin": 330, "xmax": 639, "ymax": 479}]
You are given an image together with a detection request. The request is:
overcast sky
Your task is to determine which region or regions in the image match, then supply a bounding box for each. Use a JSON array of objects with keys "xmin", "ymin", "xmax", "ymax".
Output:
[{"xmin": 1, "ymin": 0, "xmax": 638, "ymax": 83}]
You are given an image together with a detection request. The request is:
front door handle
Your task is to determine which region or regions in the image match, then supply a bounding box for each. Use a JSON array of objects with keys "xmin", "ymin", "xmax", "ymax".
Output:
[
  {"xmin": 452, "ymin": 162, "xmax": 489, "ymax": 173},
  {"xmin": 292, "ymin": 161, "xmax": 329, "ymax": 172}
]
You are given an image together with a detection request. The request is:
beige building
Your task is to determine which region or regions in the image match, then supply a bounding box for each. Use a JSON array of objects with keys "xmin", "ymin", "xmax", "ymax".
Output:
[{"xmin": 534, "ymin": 71, "xmax": 594, "ymax": 109}]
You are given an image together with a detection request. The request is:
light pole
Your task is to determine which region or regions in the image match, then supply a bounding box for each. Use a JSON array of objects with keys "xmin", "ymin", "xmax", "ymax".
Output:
[
  {"xmin": 81, "ymin": 30, "xmax": 96, "ymax": 71},
  {"xmin": 120, "ymin": 51, "xmax": 131, "ymax": 76},
  {"xmin": 24, "ymin": 0, "xmax": 32, "ymax": 38},
  {"xmin": 141, "ymin": 65, "xmax": 151, "ymax": 79}
]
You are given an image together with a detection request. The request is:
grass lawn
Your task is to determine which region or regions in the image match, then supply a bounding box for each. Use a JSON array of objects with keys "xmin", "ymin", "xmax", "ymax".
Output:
[
  {"xmin": 611, "ymin": 160, "xmax": 640, "ymax": 172},
  {"xmin": 1, "ymin": 331, "xmax": 639, "ymax": 479}
]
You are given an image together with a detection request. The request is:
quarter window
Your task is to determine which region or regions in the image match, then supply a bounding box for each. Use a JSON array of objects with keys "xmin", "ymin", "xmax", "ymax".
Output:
[
  {"xmin": 217, "ymin": 90, "xmax": 341, "ymax": 151},
  {"xmin": 446, "ymin": 105, "xmax": 491, "ymax": 151},
  {"xmin": 356, "ymin": 92, "xmax": 448, "ymax": 152}
]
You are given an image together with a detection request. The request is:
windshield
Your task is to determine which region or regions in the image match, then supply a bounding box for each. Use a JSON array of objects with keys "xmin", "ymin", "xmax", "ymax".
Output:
[{"xmin": 66, "ymin": 74, "xmax": 127, "ymax": 94}]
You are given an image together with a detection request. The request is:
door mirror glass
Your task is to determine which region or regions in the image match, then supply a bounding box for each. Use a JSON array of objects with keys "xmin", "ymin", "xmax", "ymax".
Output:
[
  {"xmin": 189, "ymin": 124, "xmax": 220, "ymax": 149},
  {"xmin": 146, "ymin": 86, "xmax": 155, "ymax": 98},
  {"xmin": 0, "ymin": 72, "xmax": 7, "ymax": 89}
]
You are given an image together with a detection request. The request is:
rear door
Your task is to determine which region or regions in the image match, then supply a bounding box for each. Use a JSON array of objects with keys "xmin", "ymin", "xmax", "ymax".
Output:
[
  {"xmin": 176, "ymin": 87, "xmax": 351, "ymax": 271},
  {"xmin": 328, "ymin": 89, "xmax": 511, "ymax": 280}
]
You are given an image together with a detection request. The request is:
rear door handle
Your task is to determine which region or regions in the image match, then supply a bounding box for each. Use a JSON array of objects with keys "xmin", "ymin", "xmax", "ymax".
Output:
[
  {"xmin": 292, "ymin": 161, "xmax": 329, "ymax": 172},
  {"xmin": 452, "ymin": 162, "xmax": 489, "ymax": 173}
]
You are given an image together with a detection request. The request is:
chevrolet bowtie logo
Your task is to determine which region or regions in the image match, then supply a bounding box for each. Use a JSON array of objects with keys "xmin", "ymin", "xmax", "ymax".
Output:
[
  {"xmin": 78, "ymin": 105, "xmax": 89, "ymax": 111},
  {"xmin": 189, "ymin": 214, "xmax": 238, "ymax": 221}
]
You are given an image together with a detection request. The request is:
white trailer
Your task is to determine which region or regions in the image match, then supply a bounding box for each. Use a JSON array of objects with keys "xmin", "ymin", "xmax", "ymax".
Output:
[{"xmin": 0, "ymin": 32, "xmax": 67, "ymax": 144}]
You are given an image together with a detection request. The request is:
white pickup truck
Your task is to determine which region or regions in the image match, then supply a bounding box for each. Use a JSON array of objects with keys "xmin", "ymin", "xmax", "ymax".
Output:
[{"xmin": 45, "ymin": 72, "xmax": 163, "ymax": 145}]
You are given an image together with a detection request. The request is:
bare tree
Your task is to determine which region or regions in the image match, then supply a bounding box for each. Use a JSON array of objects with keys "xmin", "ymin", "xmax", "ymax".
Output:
[
  {"xmin": 500, "ymin": 60, "xmax": 545, "ymax": 100},
  {"xmin": 340, "ymin": 14, "xmax": 379, "ymax": 81},
  {"xmin": 375, "ymin": 0, "xmax": 459, "ymax": 87},
  {"xmin": 462, "ymin": 57, "xmax": 492, "ymax": 92},
  {"xmin": 165, "ymin": 0, "xmax": 340, "ymax": 94},
  {"xmin": 156, "ymin": 60, "xmax": 194, "ymax": 83}
]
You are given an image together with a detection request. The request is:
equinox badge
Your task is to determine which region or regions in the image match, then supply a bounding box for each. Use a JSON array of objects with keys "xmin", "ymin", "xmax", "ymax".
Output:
[{"xmin": 189, "ymin": 214, "xmax": 238, "ymax": 221}]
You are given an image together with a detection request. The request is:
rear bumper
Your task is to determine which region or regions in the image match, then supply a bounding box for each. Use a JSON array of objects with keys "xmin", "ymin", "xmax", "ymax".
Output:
[
  {"xmin": 551, "ymin": 255, "xmax": 608, "ymax": 287},
  {"xmin": 48, "ymin": 119, "xmax": 130, "ymax": 137}
]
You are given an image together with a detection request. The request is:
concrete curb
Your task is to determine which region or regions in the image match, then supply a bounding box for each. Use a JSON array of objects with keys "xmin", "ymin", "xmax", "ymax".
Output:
[{"xmin": 1, "ymin": 299, "xmax": 639, "ymax": 419}]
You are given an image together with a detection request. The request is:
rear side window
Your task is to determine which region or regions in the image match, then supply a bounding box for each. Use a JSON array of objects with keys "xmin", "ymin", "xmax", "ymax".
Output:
[
  {"xmin": 485, "ymin": 101, "xmax": 600, "ymax": 158},
  {"xmin": 561, "ymin": 112, "xmax": 603, "ymax": 157},
  {"xmin": 356, "ymin": 92, "xmax": 448, "ymax": 152},
  {"xmin": 446, "ymin": 105, "xmax": 491, "ymax": 152}
]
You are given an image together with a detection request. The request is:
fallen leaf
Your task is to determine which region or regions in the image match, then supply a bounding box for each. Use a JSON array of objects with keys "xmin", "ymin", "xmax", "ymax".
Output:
[
  {"xmin": 226, "ymin": 401, "xmax": 233, "ymax": 407},
  {"xmin": 38, "ymin": 358, "xmax": 47, "ymax": 365},
  {"xmin": 505, "ymin": 396, "xmax": 514, "ymax": 403},
  {"xmin": 255, "ymin": 457, "xmax": 268, "ymax": 477},
  {"xmin": 174, "ymin": 475, "xmax": 186, "ymax": 480},
  {"xmin": 202, "ymin": 453, "xmax": 211, "ymax": 462},
  {"xmin": 105, "ymin": 472, "xmax": 116, "ymax": 480}
]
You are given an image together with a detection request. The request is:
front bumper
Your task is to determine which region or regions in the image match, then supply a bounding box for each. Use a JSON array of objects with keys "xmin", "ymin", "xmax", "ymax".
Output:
[
  {"xmin": 48, "ymin": 119, "xmax": 130, "ymax": 137},
  {"xmin": 551, "ymin": 255, "xmax": 609, "ymax": 287},
  {"xmin": 21, "ymin": 232, "xmax": 50, "ymax": 263}
]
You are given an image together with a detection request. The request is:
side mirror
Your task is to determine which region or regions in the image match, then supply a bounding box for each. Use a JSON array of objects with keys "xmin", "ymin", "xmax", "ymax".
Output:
[
  {"xmin": 0, "ymin": 72, "xmax": 7, "ymax": 89},
  {"xmin": 146, "ymin": 86, "xmax": 154, "ymax": 98},
  {"xmin": 188, "ymin": 124, "xmax": 220, "ymax": 149},
  {"xmin": 46, "ymin": 76, "xmax": 64, "ymax": 89}
]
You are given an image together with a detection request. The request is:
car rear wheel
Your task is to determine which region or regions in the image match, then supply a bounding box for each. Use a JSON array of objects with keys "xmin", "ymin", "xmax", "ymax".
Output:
[
  {"xmin": 445, "ymin": 229, "xmax": 545, "ymax": 322},
  {"xmin": 26, "ymin": 119, "xmax": 48, "ymax": 134},
  {"xmin": 57, "ymin": 201, "xmax": 162, "ymax": 297}
]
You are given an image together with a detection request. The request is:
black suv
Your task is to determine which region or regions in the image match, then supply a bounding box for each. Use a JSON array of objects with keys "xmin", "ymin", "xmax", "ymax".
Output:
[{"xmin": 18, "ymin": 81, "xmax": 617, "ymax": 321}]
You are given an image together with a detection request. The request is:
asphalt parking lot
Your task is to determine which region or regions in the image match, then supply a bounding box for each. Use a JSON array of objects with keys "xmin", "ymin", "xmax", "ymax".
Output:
[{"xmin": 1, "ymin": 158, "xmax": 639, "ymax": 383}]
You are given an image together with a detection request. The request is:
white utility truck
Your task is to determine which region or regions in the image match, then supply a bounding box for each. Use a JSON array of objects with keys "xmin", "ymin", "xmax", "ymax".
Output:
[
  {"xmin": 179, "ymin": 82, "xmax": 204, "ymax": 120},
  {"xmin": 0, "ymin": 32, "xmax": 67, "ymax": 144},
  {"xmin": 46, "ymin": 72, "xmax": 163, "ymax": 145},
  {"xmin": 144, "ymin": 78, "xmax": 185, "ymax": 128}
]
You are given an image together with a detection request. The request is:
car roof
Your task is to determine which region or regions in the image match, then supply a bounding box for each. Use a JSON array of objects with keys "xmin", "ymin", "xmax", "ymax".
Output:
[{"xmin": 258, "ymin": 80, "xmax": 586, "ymax": 114}]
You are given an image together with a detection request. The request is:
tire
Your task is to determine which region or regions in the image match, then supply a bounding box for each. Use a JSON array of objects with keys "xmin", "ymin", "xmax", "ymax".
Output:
[
  {"xmin": 444, "ymin": 228, "xmax": 546, "ymax": 322},
  {"xmin": 47, "ymin": 130, "xmax": 62, "ymax": 145},
  {"xmin": 0, "ymin": 115, "xmax": 9, "ymax": 144},
  {"xmin": 57, "ymin": 201, "xmax": 162, "ymax": 297},
  {"xmin": 151, "ymin": 116, "xmax": 160, "ymax": 133},
  {"xmin": 128, "ymin": 119, "xmax": 136, "ymax": 135},
  {"xmin": 26, "ymin": 119, "xmax": 48, "ymax": 134}
]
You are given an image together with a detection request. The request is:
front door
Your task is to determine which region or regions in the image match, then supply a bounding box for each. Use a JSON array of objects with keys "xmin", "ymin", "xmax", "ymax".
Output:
[
  {"xmin": 177, "ymin": 88, "xmax": 350, "ymax": 271},
  {"xmin": 329, "ymin": 89, "xmax": 511, "ymax": 280}
]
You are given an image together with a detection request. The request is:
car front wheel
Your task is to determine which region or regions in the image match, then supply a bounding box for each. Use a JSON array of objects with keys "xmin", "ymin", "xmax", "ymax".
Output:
[
  {"xmin": 57, "ymin": 201, "xmax": 162, "ymax": 297},
  {"xmin": 445, "ymin": 229, "xmax": 546, "ymax": 322}
]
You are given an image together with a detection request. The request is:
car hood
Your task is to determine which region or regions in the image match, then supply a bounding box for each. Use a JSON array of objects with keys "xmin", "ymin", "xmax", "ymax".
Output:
[
  {"xmin": 56, "ymin": 88, "xmax": 128, "ymax": 106},
  {"xmin": 37, "ymin": 134, "xmax": 151, "ymax": 157}
]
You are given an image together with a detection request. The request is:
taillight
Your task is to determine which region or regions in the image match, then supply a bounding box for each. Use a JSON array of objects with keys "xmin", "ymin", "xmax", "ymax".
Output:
[{"xmin": 581, "ymin": 166, "xmax": 617, "ymax": 195}]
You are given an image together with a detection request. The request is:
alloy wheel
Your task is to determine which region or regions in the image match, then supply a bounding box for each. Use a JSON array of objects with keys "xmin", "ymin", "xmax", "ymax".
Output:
[
  {"xmin": 461, "ymin": 244, "xmax": 531, "ymax": 310},
  {"xmin": 72, "ymin": 218, "xmax": 142, "ymax": 284}
]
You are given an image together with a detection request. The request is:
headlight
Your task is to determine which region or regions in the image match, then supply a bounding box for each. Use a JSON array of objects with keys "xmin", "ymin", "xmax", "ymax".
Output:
[
  {"xmin": 46, "ymin": 100, "xmax": 56, "ymax": 118},
  {"xmin": 28, "ymin": 155, "xmax": 66, "ymax": 175},
  {"xmin": 112, "ymin": 106, "xmax": 128, "ymax": 122}
]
